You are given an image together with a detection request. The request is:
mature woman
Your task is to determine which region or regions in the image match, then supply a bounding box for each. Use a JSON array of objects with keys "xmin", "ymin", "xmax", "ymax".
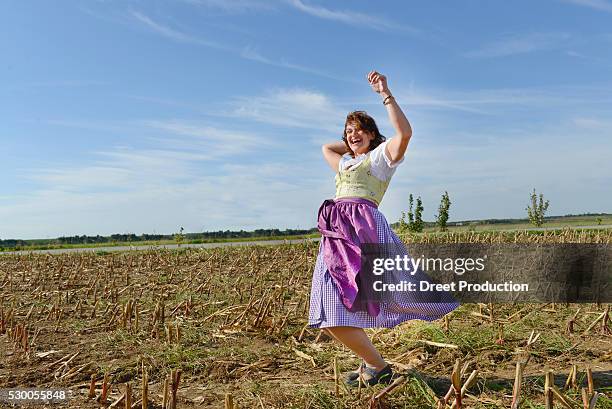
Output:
[{"xmin": 308, "ymin": 71, "xmax": 458, "ymax": 387}]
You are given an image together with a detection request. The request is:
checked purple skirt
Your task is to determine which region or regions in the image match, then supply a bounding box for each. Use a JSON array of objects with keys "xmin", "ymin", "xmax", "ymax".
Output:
[{"xmin": 308, "ymin": 206, "xmax": 460, "ymax": 329}]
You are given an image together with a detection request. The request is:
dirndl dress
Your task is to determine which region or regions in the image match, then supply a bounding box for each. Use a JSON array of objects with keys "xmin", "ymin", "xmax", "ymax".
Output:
[{"xmin": 308, "ymin": 197, "xmax": 460, "ymax": 329}]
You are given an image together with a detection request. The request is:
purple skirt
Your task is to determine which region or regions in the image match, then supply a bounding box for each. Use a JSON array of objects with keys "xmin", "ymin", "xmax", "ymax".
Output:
[{"xmin": 308, "ymin": 204, "xmax": 459, "ymax": 329}]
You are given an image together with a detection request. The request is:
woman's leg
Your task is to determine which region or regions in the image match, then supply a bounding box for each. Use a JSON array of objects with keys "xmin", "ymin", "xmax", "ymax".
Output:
[{"xmin": 325, "ymin": 326, "xmax": 387, "ymax": 371}]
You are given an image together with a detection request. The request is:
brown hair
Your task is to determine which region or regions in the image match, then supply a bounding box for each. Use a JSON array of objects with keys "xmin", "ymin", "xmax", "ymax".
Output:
[{"xmin": 342, "ymin": 111, "xmax": 386, "ymax": 158}]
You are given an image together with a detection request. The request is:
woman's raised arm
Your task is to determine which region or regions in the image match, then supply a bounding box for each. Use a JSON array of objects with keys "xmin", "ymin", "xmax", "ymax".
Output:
[
  {"xmin": 367, "ymin": 71, "xmax": 412, "ymax": 165},
  {"xmin": 322, "ymin": 141, "xmax": 348, "ymax": 172}
]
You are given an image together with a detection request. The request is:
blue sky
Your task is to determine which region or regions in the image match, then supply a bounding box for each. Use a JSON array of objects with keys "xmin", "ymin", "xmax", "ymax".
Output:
[{"xmin": 1, "ymin": 0, "xmax": 611, "ymax": 239}]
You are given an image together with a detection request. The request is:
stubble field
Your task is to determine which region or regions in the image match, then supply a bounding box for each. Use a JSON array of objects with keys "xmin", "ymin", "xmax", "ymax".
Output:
[{"xmin": 1, "ymin": 229, "xmax": 611, "ymax": 408}]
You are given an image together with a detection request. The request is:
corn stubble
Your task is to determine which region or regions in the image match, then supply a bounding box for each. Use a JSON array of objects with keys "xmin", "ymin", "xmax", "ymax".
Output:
[{"xmin": 0, "ymin": 229, "xmax": 610, "ymax": 408}]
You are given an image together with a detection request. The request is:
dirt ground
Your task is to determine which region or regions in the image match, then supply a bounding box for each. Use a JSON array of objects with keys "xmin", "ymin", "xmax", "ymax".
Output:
[{"xmin": 1, "ymin": 242, "xmax": 611, "ymax": 408}]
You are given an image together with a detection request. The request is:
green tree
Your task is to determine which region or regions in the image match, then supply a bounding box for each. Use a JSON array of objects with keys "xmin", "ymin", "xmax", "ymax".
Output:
[
  {"xmin": 399, "ymin": 194, "xmax": 423, "ymax": 233},
  {"xmin": 596, "ymin": 217, "xmax": 603, "ymax": 226},
  {"xmin": 414, "ymin": 196, "xmax": 424, "ymax": 232},
  {"xmin": 174, "ymin": 226, "xmax": 185, "ymax": 246},
  {"xmin": 436, "ymin": 191, "xmax": 452, "ymax": 231},
  {"xmin": 526, "ymin": 189, "xmax": 550, "ymax": 227},
  {"xmin": 398, "ymin": 211, "xmax": 408, "ymax": 232},
  {"xmin": 407, "ymin": 194, "xmax": 415, "ymax": 227}
]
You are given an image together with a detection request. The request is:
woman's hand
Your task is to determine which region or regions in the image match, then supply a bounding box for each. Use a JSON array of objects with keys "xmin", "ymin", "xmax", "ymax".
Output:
[
  {"xmin": 367, "ymin": 70, "xmax": 389, "ymax": 95},
  {"xmin": 368, "ymin": 70, "xmax": 412, "ymax": 165}
]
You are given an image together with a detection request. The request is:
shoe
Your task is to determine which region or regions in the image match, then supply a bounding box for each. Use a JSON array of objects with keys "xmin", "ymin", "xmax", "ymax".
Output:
[
  {"xmin": 344, "ymin": 361, "xmax": 366, "ymax": 382},
  {"xmin": 346, "ymin": 364, "xmax": 393, "ymax": 387},
  {"xmin": 346, "ymin": 356, "xmax": 387, "ymax": 381}
]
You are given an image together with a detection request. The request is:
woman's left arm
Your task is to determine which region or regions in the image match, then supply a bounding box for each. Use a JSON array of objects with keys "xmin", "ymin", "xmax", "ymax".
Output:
[{"xmin": 368, "ymin": 71, "xmax": 412, "ymax": 164}]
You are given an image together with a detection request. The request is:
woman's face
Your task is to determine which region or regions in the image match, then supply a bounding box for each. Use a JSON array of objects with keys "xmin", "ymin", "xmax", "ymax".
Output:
[{"xmin": 345, "ymin": 123, "xmax": 374, "ymax": 155}]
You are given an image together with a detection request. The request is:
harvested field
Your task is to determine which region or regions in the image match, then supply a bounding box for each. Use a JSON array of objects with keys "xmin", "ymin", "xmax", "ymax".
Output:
[{"xmin": 1, "ymin": 229, "xmax": 611, "ymax": 408}]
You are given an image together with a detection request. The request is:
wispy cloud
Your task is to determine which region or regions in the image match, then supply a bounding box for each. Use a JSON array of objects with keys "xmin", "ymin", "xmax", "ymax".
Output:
[
  {"xmin": 180, "ymin": 0, "xmax": 275, "ymax": 13},
  {"xmin": 46, "ymin": 119, "xmax": 132, "ymax": 133},
  {"xmin": 465, "ymin": 32, "xmax": 571, "ymax": 58},
  {"xmin": 240, "ymin": 46, "xmax": 355, "ymax": 82},
  {"xmin": 5, "ymin": 165, "xmax": 330, "ymax": 238},
  {"xmin": 347, "ymin": 84, "xmax": 612, "ymax": 117},
  {"xmin": 285, "ymin": 0, "xmax": 416, "ymax": 33},
  {"xmin": 25, "ymin": 118, "xmax": 271, "ymax": 190},
  {"xmin": 398, "ymin": 91, "xmax": 490, "ymax": 114},
  {"xmin": 142, "ymin": 120, "xmax": 269, "ymax": 156},
  {"xmin": 572, "ymin": 117, "xmax": 612, "ymax": 131},
  {"xmin": 8, "ymin": 117, "xmax": 296, "ymax": 237},
  {"xmin": 219, "ymin": 85, "xmax": 612, "ymax": 143},
  {"xmin": 566, "ymin": 50, "xmax": 587, "ymax": 58},
  {"xmin": 8, "ymin": 123, "xmax": 329, "ymax": 238},
  {"xmin": 25, "ymin": 148, "xmax": 210, "ymax": 195},
  {"xmin": 408, "ymin": 87, "xmax": 574, "ymax": 108},
  {"xmin": 16, "ymin": 80, "xmax": 109, "ymax": 88},
  {"xmin": 561, "ymin": 0, "xmax": 612, "ymax": 12},
  {"xmin": 31, "ymin": 166, "xmax": 133, "ymax": 190},
  {"xmin": 381, "ymin": 119, "xmax": 611, "ymax": 223},
  {"xmin": 6, "ymin": 93, "xmax": 611, "ymax": 238},
  {"xmin": 226, "ymin": 88, "xmax": 345, "ymax": 132},
  {"xmin": 129, "ymin": 10, "xmax": 348, "ymax": 81},
  {"xmin": 130, "ymin": 10, "xmax": 228, "ymax": 49}
]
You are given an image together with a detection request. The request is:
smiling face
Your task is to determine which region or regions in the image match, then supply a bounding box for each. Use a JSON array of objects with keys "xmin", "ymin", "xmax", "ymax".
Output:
[
  {"xmin": 342, "ymin": 111, "xmax": 386, "ymax": 158},
  {"xmin": 344, "ymin": 122, "xmax": 375, "ymax": 156}
]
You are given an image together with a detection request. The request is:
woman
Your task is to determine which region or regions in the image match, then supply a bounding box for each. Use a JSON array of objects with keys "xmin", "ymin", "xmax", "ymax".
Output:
[{"xmin": 308, "ymin": 71, "xmax": 459, "ymax": 387}]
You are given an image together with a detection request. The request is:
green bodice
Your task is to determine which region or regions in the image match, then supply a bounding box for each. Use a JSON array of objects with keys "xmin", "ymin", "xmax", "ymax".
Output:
[{"xmin": 335, "ymin": 155, "xmax": 390, "ymax": 206}]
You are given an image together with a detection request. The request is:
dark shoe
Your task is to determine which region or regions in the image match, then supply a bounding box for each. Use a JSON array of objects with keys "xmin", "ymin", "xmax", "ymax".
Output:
[
  {"xmin": 346, "ymin": 364, "xmax": 393, "ymax": 387},
  {"xmin": 344, "ymin": 361, "xmax": 366, "ymax": 382},
  {"xmin": 346, "ymin": 356, "xmax": 387, "ymax": 381}
]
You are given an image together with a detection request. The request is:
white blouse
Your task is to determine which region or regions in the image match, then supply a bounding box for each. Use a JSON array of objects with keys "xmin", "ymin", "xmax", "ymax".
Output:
[{"xmin": 338, "ymin": 140, "xmax": 404, "ymax": 181}]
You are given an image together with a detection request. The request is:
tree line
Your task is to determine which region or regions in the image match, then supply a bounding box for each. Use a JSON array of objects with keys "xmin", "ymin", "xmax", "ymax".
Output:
[
  {"xmin": 0, "ymin": 228, "xmax": 319, "ymax": 249},
  {"xmin": 2, "ymin": 190, "xmax": 608, "ymax": 249}
]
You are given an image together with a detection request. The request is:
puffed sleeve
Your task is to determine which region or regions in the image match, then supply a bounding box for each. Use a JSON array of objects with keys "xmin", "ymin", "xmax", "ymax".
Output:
[{"xmin": 369, "ymin": 139, "xmax": 404, "ymax": 180}]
